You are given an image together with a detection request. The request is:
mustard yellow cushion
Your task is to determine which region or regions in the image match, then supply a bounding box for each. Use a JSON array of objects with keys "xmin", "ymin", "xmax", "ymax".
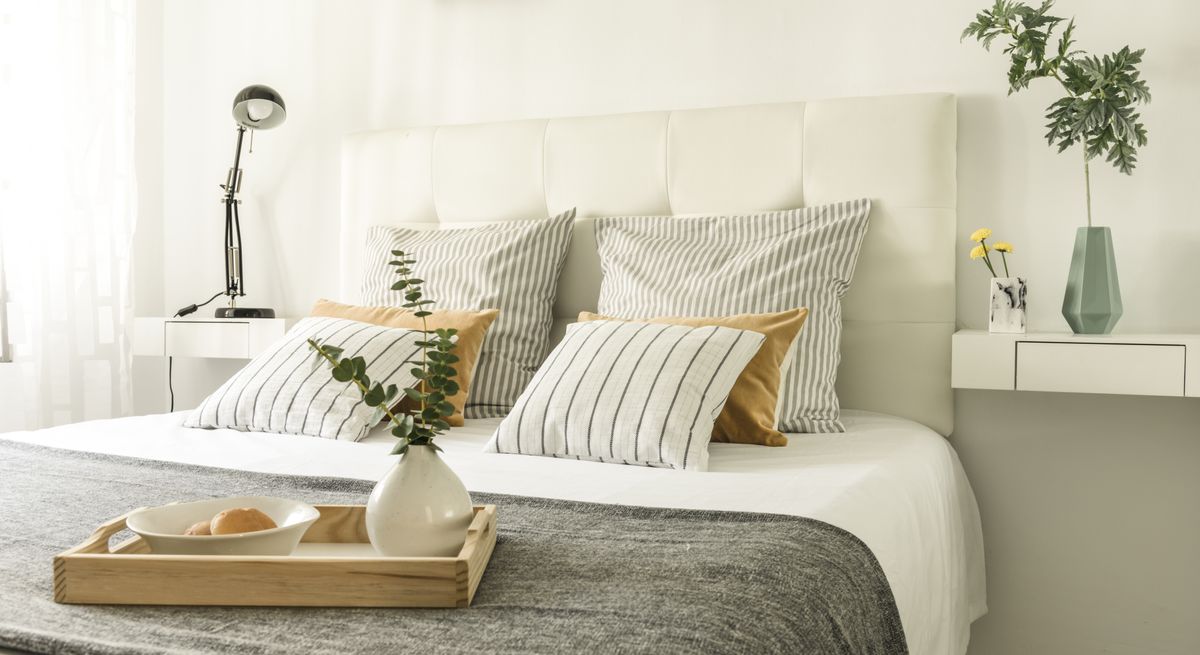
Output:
[
  {"xmin": 311, "ymin": 299, "xmax": 499, "ymax": 427},
  {"xmin": 578, "ymin": 308, "xmax": 808, "ymax": 446}
]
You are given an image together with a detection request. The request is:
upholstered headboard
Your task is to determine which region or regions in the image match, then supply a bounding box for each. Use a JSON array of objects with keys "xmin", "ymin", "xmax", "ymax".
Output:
[{"xmin": 339, "ymin": 93, "xmax": 957, "ymax": 435}]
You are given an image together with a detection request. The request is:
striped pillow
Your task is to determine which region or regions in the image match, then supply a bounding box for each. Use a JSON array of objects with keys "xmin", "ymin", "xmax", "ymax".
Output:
[
  {"xmin": 485, "ymin": 320, "xmax": 764, "ymax": 471},
  {"xmin": 594, "ymin": 199, "xmax": 871, "ymax": 433},
  {"xmin": 184, "ymin": 317, "xmax": 423, "ymax": 441},
  {"xmin": 362, "ymin": 209, "xmax": 575, "ymax": 418}
]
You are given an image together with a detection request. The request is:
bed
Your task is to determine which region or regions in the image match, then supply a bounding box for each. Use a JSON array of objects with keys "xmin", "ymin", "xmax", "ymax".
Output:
[{"xmin": 0, "ymin": 92, "xmax": 984, "ymax": 655}]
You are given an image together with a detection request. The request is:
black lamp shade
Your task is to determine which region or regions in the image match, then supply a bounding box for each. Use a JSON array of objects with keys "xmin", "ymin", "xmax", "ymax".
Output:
[{"xmin": 232, "ymin": 84, "xmax": 286, "ymax": 130}]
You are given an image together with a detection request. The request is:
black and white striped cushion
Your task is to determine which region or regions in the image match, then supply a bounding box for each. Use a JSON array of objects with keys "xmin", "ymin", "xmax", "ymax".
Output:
[
  {"xmin": 485, "ymin": 320, "xmax": 764, "ymax": 471},
  {"xmin": 594, "ymin": 198, "xmax": 871, "ymax": 433},
  {"xmin": 362, "ymin": 209, "xmax": 576, "ymax": 418},
  {"xmin": 184, "ymin": 317, "xmax": 423, "ymax": 441}
]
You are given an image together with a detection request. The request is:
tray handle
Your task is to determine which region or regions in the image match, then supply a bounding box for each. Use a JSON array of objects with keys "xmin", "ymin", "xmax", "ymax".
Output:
[{"xmin": 68, "ymin": 510, "xmax": 142, "ymax": 556}]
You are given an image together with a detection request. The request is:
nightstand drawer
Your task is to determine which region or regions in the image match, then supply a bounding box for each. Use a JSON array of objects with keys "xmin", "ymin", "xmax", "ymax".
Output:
[
  {"xmin": 165, "ymin": 321, "xmax": 251, "ymax": 359},
  {"xmin": 1015, "ymin": 342, "xmax": 1185, "ymax": 396}
]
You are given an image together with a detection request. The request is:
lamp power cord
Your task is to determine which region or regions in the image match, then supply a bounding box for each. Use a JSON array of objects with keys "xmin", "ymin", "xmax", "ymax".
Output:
[{"xmin": 169, "ymin": 291, "xmax": 225, "ymax": 412}]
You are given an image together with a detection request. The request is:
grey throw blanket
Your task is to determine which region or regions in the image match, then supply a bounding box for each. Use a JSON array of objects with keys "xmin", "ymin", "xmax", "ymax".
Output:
[{"xmin": 0, "ymin": 440, "xmax": 906, "ymax": 654}]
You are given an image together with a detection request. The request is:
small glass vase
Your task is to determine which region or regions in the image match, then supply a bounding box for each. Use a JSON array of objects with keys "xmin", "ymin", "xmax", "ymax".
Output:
[{"xmin": 989, "ymin": 276, "xmax": 1027, "ymax": 334}]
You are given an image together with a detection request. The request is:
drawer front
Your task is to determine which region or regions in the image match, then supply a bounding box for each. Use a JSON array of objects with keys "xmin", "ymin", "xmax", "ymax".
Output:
[
  {"xmin": 1016, "ymin": 342, "xmax": 1185, "ymax": 397},
  {"xmin": 165, "ymin": 322, "xmax": 251, "ymax": 359}
]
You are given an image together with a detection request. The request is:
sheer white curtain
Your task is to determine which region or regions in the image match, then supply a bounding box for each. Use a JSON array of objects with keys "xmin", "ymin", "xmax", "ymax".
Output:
[{"xmin": 0, "ymin": 1, "xmax": 137, "ymax": 429}]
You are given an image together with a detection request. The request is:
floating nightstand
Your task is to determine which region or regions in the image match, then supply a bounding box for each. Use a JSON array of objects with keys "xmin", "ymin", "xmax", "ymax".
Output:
[
  {"xmin": 952, "ymin": 330, "xmax": 1200, "ymax": 398},
  {"xmin": 133, "ymin": 317, "xmax": 289, "ymax": 360}
]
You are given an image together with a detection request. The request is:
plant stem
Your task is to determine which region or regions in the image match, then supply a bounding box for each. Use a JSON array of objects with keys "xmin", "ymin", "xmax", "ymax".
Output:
[
  {"xmin": 1000, "ymin": 252, "xmax": 1009, "ymax": 277},
  {"xmin": 311, "ymin": 341, "xmax": 404, "ymax": 428},
  {"xmin": 1083, "ymin": 149, "xmax": 1093, "ymax": 228},
  {"xmin": 419, "ymin": 308, "xmax": 428, "ymax": 421},
  {"xmin": 979, "ymin": 239, "xmax": 998, "ymax": 277}
]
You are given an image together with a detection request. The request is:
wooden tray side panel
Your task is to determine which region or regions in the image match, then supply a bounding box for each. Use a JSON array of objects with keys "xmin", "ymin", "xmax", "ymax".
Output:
[
  {"xmin": 301, "ymin": 505, "xmax": 370, "ymax": 544},
  {"xmin": 54, "ymin": 504, "xmax": 498, "ymax": 609},
  {"xmin": 56, "ymin": 556, "xmax": 462, "ymax": 607}
]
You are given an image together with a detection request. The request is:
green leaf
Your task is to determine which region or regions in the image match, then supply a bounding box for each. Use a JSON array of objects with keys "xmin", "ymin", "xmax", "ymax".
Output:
[
  {"xmin": 364, "ymin": 383, "xmax": 385, "ymax": 407},
  {"xmin": 389, "ymin": 441, "xmax": 408, "ymax": 456},
  {"xmin": 391, "ymin": 414, "xmax": 414, "ymax": 438},
  {"xmin": 403, "ymin": 386, "xmax": 424, "ymax": 402},
  {"xmin": 332, "ymin": 359, "xmax": 354, "ymax": 382},
  {"xmin": 436, "ymin": 401, "xmax": 455, "ymax": 416}
]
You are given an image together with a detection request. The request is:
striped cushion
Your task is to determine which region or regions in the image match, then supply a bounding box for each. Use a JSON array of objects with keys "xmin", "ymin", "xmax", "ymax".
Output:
[
  {"xmin": 485, "ymin": 320, "xmax": 764, "ymax": 471},
  {"xmin": 594, "ymin": 199, "xmax": 871, "ymax": 433},
  {"xmin": 183, "ymin": 317, "xmax": 423, "ymax": 441},
  {"xmin": 362, "ymin": 209, "xmax": 576, "ymax": 418}
]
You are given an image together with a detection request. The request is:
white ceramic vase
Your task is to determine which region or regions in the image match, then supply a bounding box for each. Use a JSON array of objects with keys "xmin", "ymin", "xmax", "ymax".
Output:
[
  {"xmin": 365, "ymin": 444, "xmax": 474, "ymax": 557},
  {"xmin": 989, "ymin": 276, "xmax": 1027, "ymax": 334}
]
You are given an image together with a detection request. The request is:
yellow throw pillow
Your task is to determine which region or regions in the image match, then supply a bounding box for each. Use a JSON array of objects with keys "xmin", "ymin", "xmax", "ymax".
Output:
[
  {"xmin": 311, "ymin": 299, "xmax": 499, "ymax": 427},
  {"xmin": 578, "ymin": 308, "xmax": 808, "ymax": 446}
]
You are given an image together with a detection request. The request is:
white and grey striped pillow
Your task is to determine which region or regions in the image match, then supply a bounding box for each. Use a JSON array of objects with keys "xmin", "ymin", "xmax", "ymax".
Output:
[
  {"xmin": 184, "ymin": 317, "xmax": 423, "ymax": 441},
  {"xmin": 485, "ymin": 320, "xmax": 764, "ymax": 471},
  {"xmin": 594, "ymin": 198, "xmax": 871, "ymax": 433},
  {"xmin": 362, "ymin": 209, "xmax": 575, "ymax": 418}
]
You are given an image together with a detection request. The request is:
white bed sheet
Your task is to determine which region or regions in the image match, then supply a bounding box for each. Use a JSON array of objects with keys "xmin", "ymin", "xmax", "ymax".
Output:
[{"xmin": 3, "ymin": 409, "xmax": 985, "ymax": 655}]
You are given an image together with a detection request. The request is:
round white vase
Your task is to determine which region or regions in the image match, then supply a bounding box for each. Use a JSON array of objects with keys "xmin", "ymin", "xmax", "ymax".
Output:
[{"xmin": 365, "ymin": 444, "xmax": 474, "ymax": 557}]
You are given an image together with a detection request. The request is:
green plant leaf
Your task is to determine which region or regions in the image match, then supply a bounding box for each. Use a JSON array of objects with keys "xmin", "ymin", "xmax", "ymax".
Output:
[{"xmin": 364, "ymin": 383, "xmax": 385, "ymax": 407}]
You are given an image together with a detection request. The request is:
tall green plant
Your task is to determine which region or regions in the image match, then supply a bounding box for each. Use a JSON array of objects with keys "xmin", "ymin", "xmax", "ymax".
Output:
[
  {"xmin": 962, "ymin": 0, "xmax": 1150, "ymax": 226},
  {"xmin": 308, "ymin": 251, "xmax": 459, "ymax": 455}
]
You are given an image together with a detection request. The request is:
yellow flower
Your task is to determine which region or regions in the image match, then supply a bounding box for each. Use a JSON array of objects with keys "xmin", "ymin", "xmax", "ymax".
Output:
[
  {"xmin": 970, "ymin": 244, "xmax": 988, "ymax": 260},
  {"xmin": 970, "ymin": 228, "xmax": 992, "ymax": 242},
  {"xmin": 993, "ymin": 241, "xmax": 1013, "ymax": 253}
]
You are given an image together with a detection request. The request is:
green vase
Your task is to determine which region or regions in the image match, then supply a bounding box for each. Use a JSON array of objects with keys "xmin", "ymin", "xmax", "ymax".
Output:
[{"xmin": 1062, "ymin": 226, "xmax": 1122, "ymax": 334}]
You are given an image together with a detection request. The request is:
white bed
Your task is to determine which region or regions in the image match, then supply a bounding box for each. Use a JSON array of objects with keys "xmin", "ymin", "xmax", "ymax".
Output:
[
  {"xmin": 3, "ymin": 409, "xmax": 984, "ymax": 655},
  {"xmin": 3, "ymin": 92, "xmax": 984, "ymax": 654}
]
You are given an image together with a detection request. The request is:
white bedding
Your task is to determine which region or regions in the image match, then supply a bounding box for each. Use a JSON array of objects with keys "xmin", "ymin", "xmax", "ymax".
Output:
[{"xmin": 3, "ymin": 409, "xmax": 985, "ymax": 655}]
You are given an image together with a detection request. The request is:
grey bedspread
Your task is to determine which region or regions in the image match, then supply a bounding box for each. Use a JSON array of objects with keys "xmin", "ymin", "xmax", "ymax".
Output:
[{"xmin": 0, "ymin": 440, "xmax": 906, "ymax": 654}]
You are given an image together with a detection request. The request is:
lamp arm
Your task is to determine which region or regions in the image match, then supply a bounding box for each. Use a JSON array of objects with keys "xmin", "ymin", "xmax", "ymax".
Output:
[{"xmin": 222, "ymin": 126, "xmax": 248, "ymax": 299}]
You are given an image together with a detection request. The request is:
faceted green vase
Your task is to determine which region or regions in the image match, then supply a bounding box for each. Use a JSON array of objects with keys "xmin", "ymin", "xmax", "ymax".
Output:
[{"xmin": 1062, "ymin": 226, "xmax": 1122, "ymax": 334}]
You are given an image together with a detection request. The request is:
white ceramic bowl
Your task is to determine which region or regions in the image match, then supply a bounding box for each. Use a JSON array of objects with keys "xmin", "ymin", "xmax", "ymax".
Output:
[{"xmin": 126, "ymin": 496, "xmax": 320, "ymax": 556}]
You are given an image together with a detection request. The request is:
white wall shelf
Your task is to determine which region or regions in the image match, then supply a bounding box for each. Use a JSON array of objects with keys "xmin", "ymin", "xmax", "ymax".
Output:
[
  {"xmin": 133, "ymin": 317, "xmax": 289, "ymax": 359},
  {"xmin": 952, "ymin": 330, "xmax": 1200, "ymax": 398}
]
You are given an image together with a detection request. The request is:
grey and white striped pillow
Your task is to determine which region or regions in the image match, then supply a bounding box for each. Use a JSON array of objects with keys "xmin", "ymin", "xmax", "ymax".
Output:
[
  {"xmin": 362, "ymin": 209, "xmax": 575, "ymax": 418},
  {"xmin": 485, "ymin": 320, "xmax": 764, "ymax": 471},
  {"xmin": 594, "ymin": 198, "xmax": 871, "ymax": 433},
  {"xmin": 184, "ymin": 317, "xmax": 423, "ymax": 441}
]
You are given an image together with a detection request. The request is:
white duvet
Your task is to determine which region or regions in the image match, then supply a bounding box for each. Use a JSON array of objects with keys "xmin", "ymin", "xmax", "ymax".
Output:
[{"xmin": 2, "ymin": 409, "xmax": 985, "ymax": 655}]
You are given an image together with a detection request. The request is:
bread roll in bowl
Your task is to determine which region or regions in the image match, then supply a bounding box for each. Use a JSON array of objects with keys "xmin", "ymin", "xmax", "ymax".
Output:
[{"xmin": 209, "ymin": 507, "xmax": 278, "ymax": 535}]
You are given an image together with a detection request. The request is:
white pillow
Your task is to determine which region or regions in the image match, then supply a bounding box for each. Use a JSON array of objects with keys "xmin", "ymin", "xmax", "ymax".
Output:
[
  {"xmin": 594, "ymin": 199, "xmax": 871, "ymax": 433},
  {"xmin": 361, "ymin": 209, "xmax": 575, "ymax": 418},
  {"xmin": 485, "ymin": 320, "xmax": 764, "ymax": 471},
  {"xmin": 184, "ymin": 317, "xmax": 422, "ymax": 441}
]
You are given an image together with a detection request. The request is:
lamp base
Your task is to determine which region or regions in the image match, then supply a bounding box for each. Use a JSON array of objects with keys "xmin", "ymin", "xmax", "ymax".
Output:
[{"xmin": 215, "ymin": 307, "xmax": 276, "ymax": 319}]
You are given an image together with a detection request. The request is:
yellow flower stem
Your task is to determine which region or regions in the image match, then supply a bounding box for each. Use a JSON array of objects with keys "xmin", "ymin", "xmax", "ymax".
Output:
[
  {"xmin": 979, "ymin": 239, "xmax": 997, "ymax": 277},
  {"xmin": 1000, "ymin": 251, "xmax": 1009, "ymax": 277}
]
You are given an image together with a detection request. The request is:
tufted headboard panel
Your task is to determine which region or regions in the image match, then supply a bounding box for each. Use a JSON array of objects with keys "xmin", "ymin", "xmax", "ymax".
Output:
[{"xmin": 340, "ymin": 93, "xmax": 956, "ymax": 434}]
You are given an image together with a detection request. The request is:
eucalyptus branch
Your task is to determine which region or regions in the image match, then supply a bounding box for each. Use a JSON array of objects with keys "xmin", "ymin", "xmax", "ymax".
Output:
[
  {"xmin": 308, "ymin": 250, "xmax": 459, "ymax": 456},
  {"xmin": 309, "ymin": 339, "xmax": 405, "ymax": 428}
]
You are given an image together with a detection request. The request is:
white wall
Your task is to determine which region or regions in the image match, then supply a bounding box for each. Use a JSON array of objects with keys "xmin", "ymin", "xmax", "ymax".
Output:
[{"xmin": 135, "ymin": 1, "xmax": 1200, "ymax": 653}]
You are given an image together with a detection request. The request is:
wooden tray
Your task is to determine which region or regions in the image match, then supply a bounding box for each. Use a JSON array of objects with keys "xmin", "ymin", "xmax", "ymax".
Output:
[{"xmin": 54, "ymin": 504, "xmax": 497, "ymax": 608}]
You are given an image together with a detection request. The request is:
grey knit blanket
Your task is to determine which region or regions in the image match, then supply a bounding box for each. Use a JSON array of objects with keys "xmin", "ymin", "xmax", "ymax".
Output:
[{"xmin": 0, "ymin": 440, "xmax": 906, "ymax": 654}]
